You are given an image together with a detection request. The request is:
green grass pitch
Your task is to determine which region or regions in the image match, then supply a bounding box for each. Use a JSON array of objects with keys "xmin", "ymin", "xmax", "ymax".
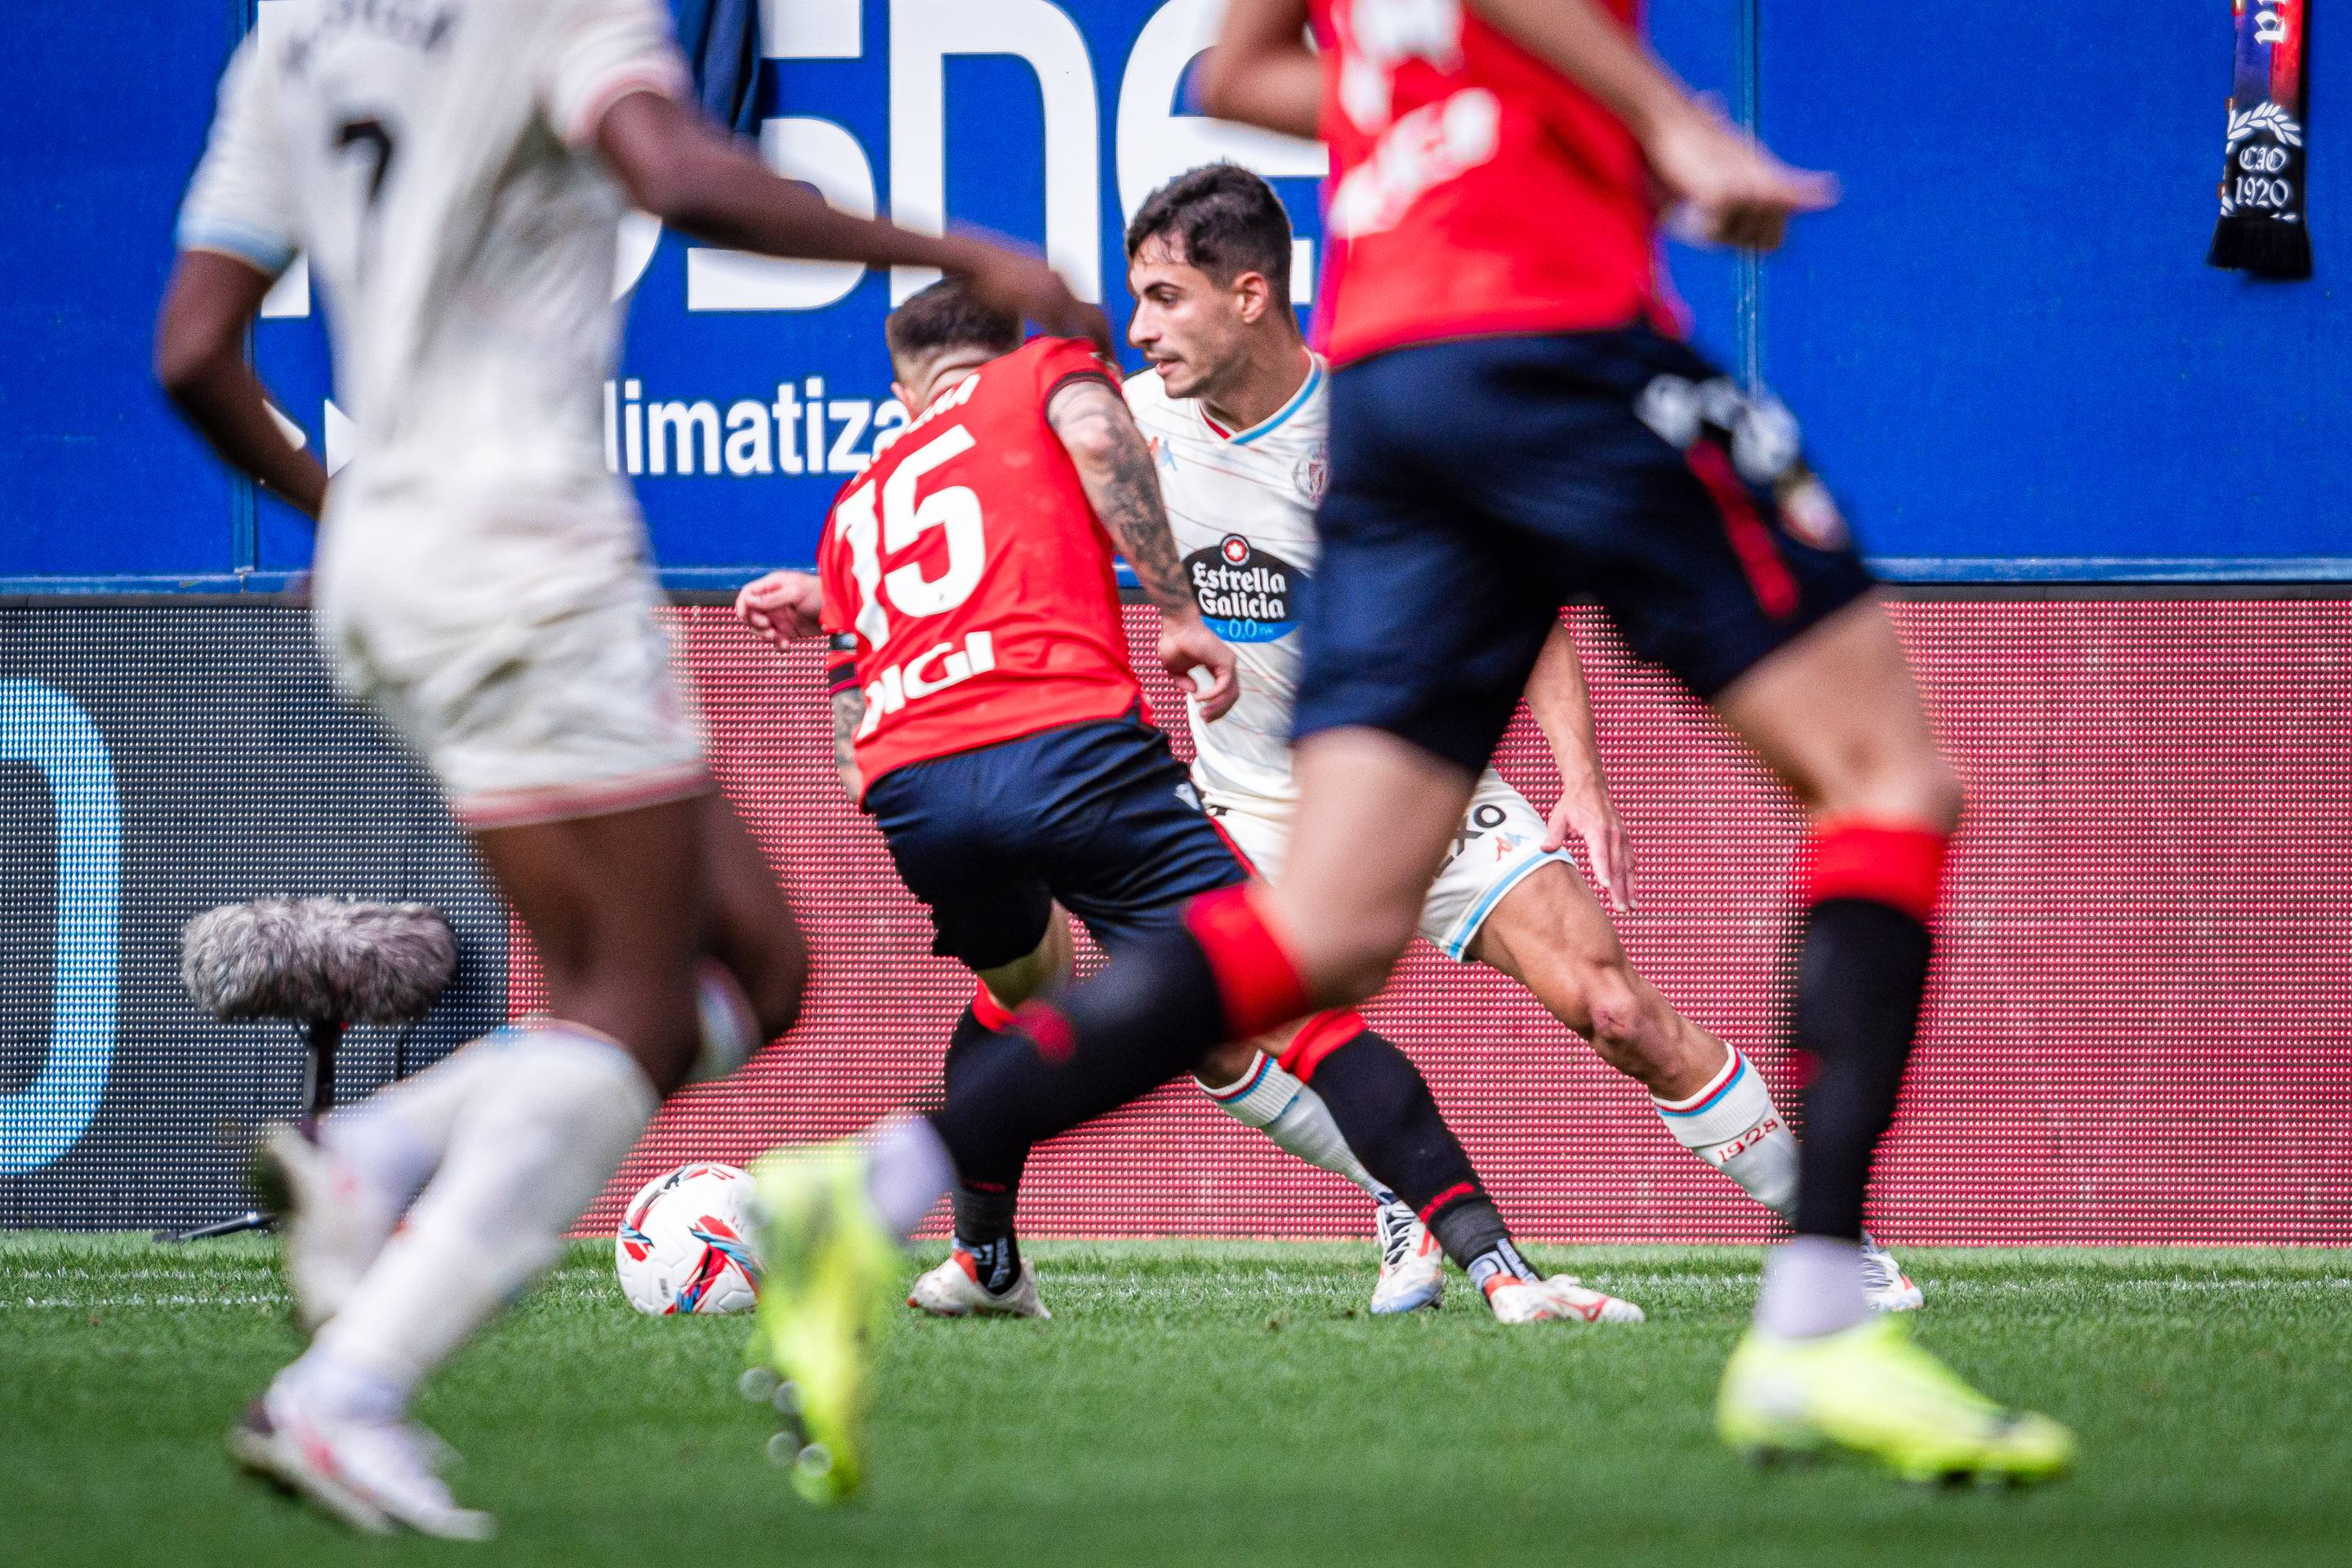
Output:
[{"xmin": 5, "ymin": 1235, "xmax": 2348, "ymax": 1567}]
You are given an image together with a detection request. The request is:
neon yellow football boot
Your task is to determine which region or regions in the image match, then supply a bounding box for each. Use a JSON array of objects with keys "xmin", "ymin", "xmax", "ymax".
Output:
[
  {"xmin": 741, "ymin": 1143, "xmax": 900, "ymax": 1504},
  {"xmin": 1717, "ymin": 1314, "xmax": 2075, "ymax": 1485}
]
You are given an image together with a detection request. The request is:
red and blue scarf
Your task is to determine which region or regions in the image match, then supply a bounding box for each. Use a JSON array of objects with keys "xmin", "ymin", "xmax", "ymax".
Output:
[{"xmin": 2210, "ymin": 1, "xmax": 2313, "ymax": 278}]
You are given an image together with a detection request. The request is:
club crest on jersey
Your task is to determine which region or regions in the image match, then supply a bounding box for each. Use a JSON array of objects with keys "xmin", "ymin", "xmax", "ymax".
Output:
[
  {"xmin": 1187, "ymin": 535, "xmax": 1306, "ymax": 644},
  {"xmin": 1295, "ymin": 452, "xmax": 1329, "ymax": 505}
]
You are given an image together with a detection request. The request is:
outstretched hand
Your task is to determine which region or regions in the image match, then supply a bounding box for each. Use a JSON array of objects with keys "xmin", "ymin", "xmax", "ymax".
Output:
[
  {"xmin": 1543, "ymin": 785, "xmax": 1637, "ymax": 911},
  {"xmin": 734, "ymin": 569, "xmax": 826, "ymax": 647},
  {"xmin": 1648, "ymin": 105, "xmax": 1838, "ymax": 252},
  {"xmin": 1160, "ymin": 617, "xmax": 1239, "ymax": 722},
  {"xmin": 955, "ymin": 240, "xmax": 1115, "ymax": 355}
]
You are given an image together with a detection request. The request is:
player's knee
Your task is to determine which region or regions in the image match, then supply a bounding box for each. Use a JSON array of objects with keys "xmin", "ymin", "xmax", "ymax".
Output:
[
  {"xmin": 1309, "ymin": 909, "xmax": 1418, "ymax": 1010},
  {"xmin": 1544, "ymin": 958, "xmax": 1650, "ymax": 1071},
  {"xmin": 1579, "ymin": 968, "xmax": 1647, "ymax": 1054},
  {"xmin": 1916, "ymin": 753, "xmax": 1966, "ymax": 831},
  {"xmin": 1814, "ymin": 741, "xmax": 1964, "ymax": 831}
]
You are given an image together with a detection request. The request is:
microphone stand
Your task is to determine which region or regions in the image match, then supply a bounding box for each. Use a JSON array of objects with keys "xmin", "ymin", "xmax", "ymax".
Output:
[{"xmin": 156, "ymin": 1016, "xmax": 345, "ymax": 1244}]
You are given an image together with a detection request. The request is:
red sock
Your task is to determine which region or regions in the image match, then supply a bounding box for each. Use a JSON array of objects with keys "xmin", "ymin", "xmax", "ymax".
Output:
[
  {"xmin": 1181, "ymin": 886, "xmax": 1310, "ymax": 1039},
  {"xmin": 969, "ymin": 982, "xmax": 1016, "ymax": 1032},
  {"xmin": 1274, "ymin": 1010, "xmax": 1366, "ymax": 1082},
  {"xmin": 1801, "ymin": 819, "xmax": 1949, "ymax": 923}
]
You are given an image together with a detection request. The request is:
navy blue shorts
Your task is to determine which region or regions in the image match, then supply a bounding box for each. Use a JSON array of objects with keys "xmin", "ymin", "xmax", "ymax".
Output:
[
  {"xmin": 861, "ymin": 716, "xmax": 1245, "ymax": 972},
  {"xmin": 1297, "ymin": 327, "xmax": 1876, "ymax": 776}
]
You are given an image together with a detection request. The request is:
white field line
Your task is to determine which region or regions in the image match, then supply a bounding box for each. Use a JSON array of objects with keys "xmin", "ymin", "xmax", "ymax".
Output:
[
  {"xmin": 2, "ymin": 1267, "xmax": 278, "ymax": 1282},
  {"xmin": 9, "ymin": 1272, "xmax": 2346, "ymax": 1312},
  {"xmin": 10, "ymin": 1293, "xmax": 281, "ymax": 1309}
]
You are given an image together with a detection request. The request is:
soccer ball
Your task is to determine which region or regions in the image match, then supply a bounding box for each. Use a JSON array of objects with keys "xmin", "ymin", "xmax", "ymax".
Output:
[{"xmin": 614, "ymin": 1162, "xmax": 764, "ymax": 1316}]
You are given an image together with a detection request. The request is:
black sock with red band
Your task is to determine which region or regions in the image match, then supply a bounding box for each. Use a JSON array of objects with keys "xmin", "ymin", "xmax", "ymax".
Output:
[
  {"xmin": 1303, "ymin": 1027, "xmax": 1530, "ymax": 1281},
  {"xmin": 928, "ymin": 889, "xmax": 1308, "ymax": 1187},
  {"xmin": 941, "ymin": 993, "xmax": 1024, "ymax": 1289},
  {"xmin": 1789, "ymin": 821, "xmax": 1949, "ymax": 1242}
]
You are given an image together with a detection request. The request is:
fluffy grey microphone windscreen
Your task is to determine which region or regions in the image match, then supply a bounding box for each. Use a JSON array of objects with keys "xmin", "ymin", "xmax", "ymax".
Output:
[{"xmin": 180, "ymin": 899, "xmax": 458, "ymax": 1026}]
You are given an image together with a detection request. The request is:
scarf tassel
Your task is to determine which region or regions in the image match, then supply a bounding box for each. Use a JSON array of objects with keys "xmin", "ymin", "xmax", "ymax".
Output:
[{"xmin": 2209, "ymin": 212, "xmax": 2314, "ymax": 278}]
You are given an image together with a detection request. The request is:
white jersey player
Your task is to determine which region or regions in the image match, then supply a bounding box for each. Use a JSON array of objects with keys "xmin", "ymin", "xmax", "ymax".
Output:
[
  {"xmin": 161, "ymin": 0, "xmax": 1107, "ymax": 1536},
  {"xmin": 1119, "ymin": 165, "xmax": 1919, "ymax": 1314},
  {"xmin": 1125, "ymin": 361, "xmax": 1568, "ymax": 960}
]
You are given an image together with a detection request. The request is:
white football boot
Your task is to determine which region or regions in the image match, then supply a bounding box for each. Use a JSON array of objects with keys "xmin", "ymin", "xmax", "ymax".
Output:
[
  {"xmin": 1369, "ymin": 1200, "xmax": 1444, "ymax": 1314},
  {"xmin": 229, "ymin": 1380, "xmax": 494, "ymax": 1541},
  {"xmin": 1485, "ymin": 1273, "xmax": 1646, "ymax": 1325},
  {"xmin": 906, "ymin": 1250, "xmax": 1051, "ymax": 1319},
  {"xmin": 248, "ymin": 1121, "xmax": 404, "ymax": 1335},
  {"xmin": 1860, "ymin": 1238, "xmax": 1925, "ymax": 1313}
]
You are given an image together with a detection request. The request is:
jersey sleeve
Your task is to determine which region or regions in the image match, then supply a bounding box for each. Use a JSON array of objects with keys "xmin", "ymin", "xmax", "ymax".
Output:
[
  {"xmin": 176, "ymin": 36, "xmax": 301, "ymax": 276},
  {"xmin": 815, "ymin": 519, "xmax": 859, "ymax": 697},
  {"xmin": 540, "ymin": 0, "xmax": 693, "ymax": 153},
  {"xmin": 1033, "ymin": 336, "xmax": 1120, "ymax": 408}
]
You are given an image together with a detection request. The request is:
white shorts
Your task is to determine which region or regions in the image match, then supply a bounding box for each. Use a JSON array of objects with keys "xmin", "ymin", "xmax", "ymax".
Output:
[
  {"xmin": 1200, "ymin": 768, "xmax": 1572, "ymax": 962},
  {"xmin": 311, "ymin": 479, "xmax": 706, "ymax": 829}
]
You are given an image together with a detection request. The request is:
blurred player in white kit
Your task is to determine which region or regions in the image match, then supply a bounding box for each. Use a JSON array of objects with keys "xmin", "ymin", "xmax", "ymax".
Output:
[
  {"xmin": 1114, "ymin": 164, "xmax": 1918, "ymax": 1310},
  {"xmin": 157, "ymin": 0, "xmax": 1104, "ymax": 1537}
]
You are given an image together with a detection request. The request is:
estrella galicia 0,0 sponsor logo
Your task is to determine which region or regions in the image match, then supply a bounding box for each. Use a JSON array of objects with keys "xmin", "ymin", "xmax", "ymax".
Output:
[{"xmin": 1186, "ymin": 535, "xmax": 1306, "ymax": 643}]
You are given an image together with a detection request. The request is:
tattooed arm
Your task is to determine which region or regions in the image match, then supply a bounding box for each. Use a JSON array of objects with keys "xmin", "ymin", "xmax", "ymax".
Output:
[
  {"xmin": 831, "ymin": 683, "xmax": 866, "ymax": 801},
  {"xmin": 1047, "ymin": 376, "xmax": 1197, "ymax": 615},
  {"xmin": 1046, "ymin": 376, "xmax": 1239, "ymax": 720}
]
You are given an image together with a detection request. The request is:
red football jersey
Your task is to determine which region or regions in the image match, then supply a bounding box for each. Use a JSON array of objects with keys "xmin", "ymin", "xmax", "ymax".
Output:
[
  {"xmin": 818, "ymin": 336, "xmax": 1141, "ymax": 793},
  {"xmin": 1310, "ymin": 0, "xmax": 1677, "ymax": 365}
]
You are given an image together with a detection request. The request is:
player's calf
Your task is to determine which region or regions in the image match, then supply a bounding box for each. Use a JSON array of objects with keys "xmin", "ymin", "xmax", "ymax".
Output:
[
  {"xmin": 697, "ymin": 795, "xmax": 810, "ymax": 1048},
  {"xmin": 249, "ymin": 1121, "xmax": 409, "ymax": 1337},
  {"xmin": 930, "ymin": 993, "xmax": 1036, "ymax": 1308}
]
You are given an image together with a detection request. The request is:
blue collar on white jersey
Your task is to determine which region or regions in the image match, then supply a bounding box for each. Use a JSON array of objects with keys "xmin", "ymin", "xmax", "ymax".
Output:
[{"xmin": 1223, "ymin": 354, "xmax": 1324, "ymax": 447}]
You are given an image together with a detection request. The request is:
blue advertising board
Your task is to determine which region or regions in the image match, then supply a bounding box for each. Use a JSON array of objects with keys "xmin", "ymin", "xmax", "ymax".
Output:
[
  {"xmin": 239, "ymin": 0, "xmax": 1739, "ymax": 584},
  {"xmin": 0, "ymin": 1, "xmax": 2342, "ymax": 589}
]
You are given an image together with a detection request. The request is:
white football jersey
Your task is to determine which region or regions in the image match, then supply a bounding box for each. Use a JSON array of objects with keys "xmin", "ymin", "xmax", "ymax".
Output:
[
  {"xmin": 1124, "ymin": 359, "xmax": 1330, "ymax": 807},
  {"xmin": 176, "ymin": 0, "xmax": 688, "ymax": 494}
]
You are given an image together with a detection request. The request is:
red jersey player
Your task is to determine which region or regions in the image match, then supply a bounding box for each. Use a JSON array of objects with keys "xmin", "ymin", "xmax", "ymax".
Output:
[
  {"xmin": 815, "ymin": 342, "xmax": 1153, "ymax": 792},
  {"xmin": 1174, "ymin": 0, "xmax": 2065, "ymax": 1481}
]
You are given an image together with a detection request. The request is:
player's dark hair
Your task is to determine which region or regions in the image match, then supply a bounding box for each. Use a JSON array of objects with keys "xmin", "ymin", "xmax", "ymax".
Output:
[
  {"xmin": 884, "ymin": 278, "xmax": 1023, "ymax": 372},
  {"xmin": 1125, "ymin": 163, "xmax": 1293, "ymax": 304}
]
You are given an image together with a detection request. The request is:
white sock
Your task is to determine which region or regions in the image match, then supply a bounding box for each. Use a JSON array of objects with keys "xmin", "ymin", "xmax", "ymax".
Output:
[
  {"xmin": 293, "ymin": 1024, "xmax": 657, "ymax": 1416},
  {"xmin": 688, "ymin": 960, "xmax": 762, "ymax": 1084},
  {"xmin": 1753, "ymin": 1235, "xmax": 1869, "ymax": 1339},
  {"xmin": 863, "ymin": 1114, "xmax": 955, "ymax": 1241},
  {"xmin": 318, "ymin": 1033, "xmax": 516, "ymax": 1207},
  {"xmin": 1652, "ymin": 1049, "xmax": 1798, "ymax": 1218},
  {"xmin": 1198, "ymin": 1053, "xmax": 1390, "ymax": 1203}
]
